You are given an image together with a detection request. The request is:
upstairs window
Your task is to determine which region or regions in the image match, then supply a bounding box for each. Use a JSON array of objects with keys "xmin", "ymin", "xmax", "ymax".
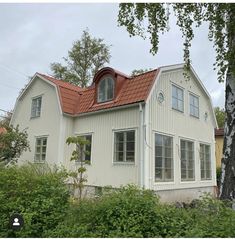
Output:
[
  {"xmin": 190, "ymin": 94, "xmax": 199, "ymax": 118},
  {"xmin": 172, "ymin": 85, "xmax": 184, "ymax": 112},
  {"xmin": 31, "ymin": 96, "xmax": 42, "ymax": 118},
  {"xmin": 98, "ymin": 76, "xmax": 114, "ymax": 103}
]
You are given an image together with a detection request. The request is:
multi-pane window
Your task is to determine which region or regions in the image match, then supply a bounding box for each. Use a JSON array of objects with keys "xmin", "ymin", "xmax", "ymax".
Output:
[
  {"xmin": 98, "ymin": 76, "xmax": 114, "ymax": 102},
  {"xmin": 114, "ymin": 130, "xmax": 135, "ymax": 163},
  {"xmin": 76, "ymin": 135, "xmax": 92, "ymax": 163},
  {"xmin": 31, "ymin": 96, "xmax": 42, "ymax": 118},
  {"xmin": 35, "ymin": 137, "xmax": 47, "ymax": 162},
  {"xmin": 172, "ymin": 85, "xmax": 184, "ymax": 112},
  {"xmin": 200, "ymin": 144, "xmax": 211, "ymax": 180},
  {"xmin": 190, "ymin": 94, "xmax": 199, "ymax": 118},
  {"xmin": 155, "ymin": 134, "xmax": 173, "ymax": 182},
  {"xmin": 180, "ymin": 140, "xmax": 195, "ymax": 181}
]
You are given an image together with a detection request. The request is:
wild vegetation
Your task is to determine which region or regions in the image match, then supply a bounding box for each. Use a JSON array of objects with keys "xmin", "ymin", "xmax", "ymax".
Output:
[{"xmin": 0, "ymin": 164, "xmax": 234, "ymax": 238}]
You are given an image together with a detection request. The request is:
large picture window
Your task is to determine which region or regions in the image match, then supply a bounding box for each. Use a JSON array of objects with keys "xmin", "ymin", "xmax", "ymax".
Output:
[
  {"xmin": 31, "ymin": 96, "xmax": 42, "ymax": 118},
  {"xmin": 98, "ymin": 76, "xmax": 114, "ymax": 103},
  {"xmin": 114, "ymin": 130, "xmax": 135, "ymax": 163},
  {"xmin": 172, "ymin": 85, "xmax": 184, "ymax": 112},
  {"xmin": 180, "ymin": 139, "xmax": 195, "ymax": 181},
  {"xmin": 34, "ymin": 137, "xmax": 47, "ymax": 162},
  {"xmin": 200, "ymin": 144, "xmax": 211, "ymax": 180},
  {"xmin": 190, "ymin": 94, "xmax": 199, "ymax": 118},
  {"xmin": 155, "ymin": 134, "xmax": 173, "ymax": 182}
]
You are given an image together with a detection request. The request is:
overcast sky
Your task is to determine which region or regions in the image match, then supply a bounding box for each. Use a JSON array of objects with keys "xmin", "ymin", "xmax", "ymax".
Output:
[{"xmin": 0, "ymin": 3, "xmax": 225, "ymax": 117}]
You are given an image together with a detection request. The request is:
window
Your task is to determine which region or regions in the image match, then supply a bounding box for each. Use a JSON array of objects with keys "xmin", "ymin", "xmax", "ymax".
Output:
[
  {"xmin": 172, "ymin": 85, "xmax": 184, "ymax": 112},
  {"xmin": 155, "ymin": 134, "xmax": 173, "ymax": 182},
  {"xmin": 114, "ymin": 130, "xmax": 135, "ymax": 163},
  {"xmin": 98, "ymin": 76, "xmax": 114, "ymax": 102},
  {"xmin": 31, "ymin": 96, "xmax": 42, "ymax": 118},
  {"xmin": 190, "ymin": 94, "xmax": 199, "ymax": 118},
  {"xmin": 35, "ymin": 137, "xmax": 47, "ymax": 162},
  {"xmin": 200, "ymin": 144, "xmax": 211, "ymax": 180},
  {"xmin": 180, "ymin": 140, "xmax": 195, "ymax": 181},
  {"xmin": 76, "ymin": 135, "xmax": 92, "ymax": 163}
]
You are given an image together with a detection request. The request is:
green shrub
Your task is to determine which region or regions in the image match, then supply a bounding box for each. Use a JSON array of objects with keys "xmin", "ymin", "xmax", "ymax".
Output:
[{"xmin": 0, "ymin": 163, "xmax": 70, "ymax": 237}]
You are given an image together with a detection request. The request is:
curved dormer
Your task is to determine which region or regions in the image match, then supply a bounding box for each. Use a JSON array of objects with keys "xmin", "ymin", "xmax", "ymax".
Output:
[{"xmin": 93, "ymin": 67, "xmax": 129, "ymax": 104}]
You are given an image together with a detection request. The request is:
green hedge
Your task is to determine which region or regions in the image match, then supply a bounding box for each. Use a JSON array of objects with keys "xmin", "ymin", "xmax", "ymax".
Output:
[
  {"xmin": 0, "ymin": 164, "xmax": 234, "ymax": 238},
  {"xmin": 0, "ymin": 163, "xmax": 70, "ymax": 237}
]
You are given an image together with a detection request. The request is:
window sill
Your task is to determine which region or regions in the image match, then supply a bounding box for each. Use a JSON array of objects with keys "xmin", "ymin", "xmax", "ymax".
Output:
[
  {"xmin": 171, "ymin": 108, "xmax": 184, "ymax": 114},
  {"xmin": 30, "ymin": 116, "xmax": 40, "ymax": 120},
  {"xmin": 190, "ymin": 114, "xmax": 199, "ymax": 119}
]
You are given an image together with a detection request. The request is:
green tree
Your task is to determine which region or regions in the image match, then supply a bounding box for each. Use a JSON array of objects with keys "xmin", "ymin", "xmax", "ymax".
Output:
[
  {"xmin": 214, "ymin": 107, "xmax": 226, "ymax": 128},
  {"xmin": 0, "ymin": 110, "xmax": 12, "ymax": 127},
  {"xmin": 50, "ymin": 29, "xmax": 111, "ymax": 87},
  {"xmin": 66, "ymin": 135, "xmax": 91, "ymax": 201},
  {"xmin": 131, "ymin": 68, "xmax": 152, "ymax": 76},
  {"xmin": 0, "ymin": 125, "xmax": 30, "ymax": 165},
  {"xmin": 118, "ymin": 3, "xmax": 235, "ymax": 200}
]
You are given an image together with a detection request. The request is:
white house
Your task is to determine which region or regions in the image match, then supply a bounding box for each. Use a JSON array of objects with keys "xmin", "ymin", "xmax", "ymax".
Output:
[{"xmin": 11, "ymin": 63, "xmax": 218, "ymax": 202}]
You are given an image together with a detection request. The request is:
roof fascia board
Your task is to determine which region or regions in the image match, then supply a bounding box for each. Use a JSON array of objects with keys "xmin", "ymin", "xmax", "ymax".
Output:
[{"xmin": 63, "ymin": 102, "xmax": 143, "ymax": 118}]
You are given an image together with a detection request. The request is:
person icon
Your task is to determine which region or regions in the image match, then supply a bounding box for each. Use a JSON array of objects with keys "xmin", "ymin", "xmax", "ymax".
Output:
[
  {"xmin": 13, "ymin": 218, "xmax": 20, "ymax": 226},
  {"xmin": 10, "ymin": 213, "xmax": 24, "ymax": 230}
]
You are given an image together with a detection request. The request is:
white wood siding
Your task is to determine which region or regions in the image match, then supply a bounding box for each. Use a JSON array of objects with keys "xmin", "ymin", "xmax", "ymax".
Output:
[
  {"xmin": 70, "ymin": 107, "xmax": 140, "ymax": 187},
  {"xmin": 146, "ymin": 68, "xmax": 216, "ymax": 191},
  {"xmin": 11, "ymin": 78, "xmax": 62, "ymax": 165}
]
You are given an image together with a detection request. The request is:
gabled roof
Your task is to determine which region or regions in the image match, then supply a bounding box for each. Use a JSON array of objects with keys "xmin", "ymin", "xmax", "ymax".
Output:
[{"xmin": 37, "ymin": 68, "xmax": 159, "ymax": 115}]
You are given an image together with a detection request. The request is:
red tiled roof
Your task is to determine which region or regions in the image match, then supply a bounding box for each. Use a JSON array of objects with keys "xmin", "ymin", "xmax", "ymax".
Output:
[
  {"xmin": 0, "ymin": 127, "xmax": 6, "ymax": 134},
  {"xmin": 215, "ymin": 128, "xmax": 224, "ymax": 136},
  {"xmin": 37, "ymin": 68, "xmax": 159, "ymax": 115}
]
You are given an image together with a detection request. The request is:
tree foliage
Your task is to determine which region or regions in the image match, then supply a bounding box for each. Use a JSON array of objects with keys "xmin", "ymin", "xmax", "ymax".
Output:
[
  {"xmin": 0, "ymin": 125, "xmax": 30, "ymax": 165},
  {"xmin": 131, "ymin": 68, "xmax": 152, "ymax": 76},
  {"xmin": 214, "ymin": 106, "xmax": 226, "ymax": 128},
  {"xmin": 50, "ymin": 29, "xmax": 111, "ymax": 87},
  {"xmin": 118, "ymin": 3, "xmax": 235, "ymax": 82}
]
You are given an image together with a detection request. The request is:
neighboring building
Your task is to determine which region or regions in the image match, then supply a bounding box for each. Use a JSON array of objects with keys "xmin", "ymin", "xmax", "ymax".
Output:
[
  {"xmin": 0, "ymin": 127, "xmax": 6, "ymax": 134},
  {"xmin": 215, "ymin": 128, "xmax": 224, "ymax": 168},
  {"xmin": 10, "ymin": 63, "xmax": 218, "ymax": 202}
]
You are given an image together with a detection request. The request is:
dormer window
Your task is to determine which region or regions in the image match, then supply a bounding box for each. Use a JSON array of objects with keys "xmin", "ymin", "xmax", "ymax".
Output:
[{"xmin": 98, "ymin": 76, "xmax": 114, "ymax": 103}]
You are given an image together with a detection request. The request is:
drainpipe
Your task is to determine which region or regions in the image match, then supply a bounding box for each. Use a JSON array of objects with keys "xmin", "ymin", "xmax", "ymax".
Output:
[{"xmin": 139, "ymin": 103, "xmax": 145, "ymax": 188}]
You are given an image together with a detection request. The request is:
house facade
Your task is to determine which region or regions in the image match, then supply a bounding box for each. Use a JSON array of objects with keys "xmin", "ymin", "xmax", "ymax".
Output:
[{"xmin": 11, "ymin": 64, "xmax": 217, "ymax": 202}]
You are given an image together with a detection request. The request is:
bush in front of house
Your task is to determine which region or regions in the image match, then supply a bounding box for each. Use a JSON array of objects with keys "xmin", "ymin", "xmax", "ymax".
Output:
[{"xmin": 0, "ymin": 163, "xmax": 70, "ymax": 237}]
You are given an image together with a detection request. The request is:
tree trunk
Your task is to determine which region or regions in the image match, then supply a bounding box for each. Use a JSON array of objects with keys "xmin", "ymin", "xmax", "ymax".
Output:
[{"xmin": 219, "ymin": 69, "xmax": 235, "ymax": 200}]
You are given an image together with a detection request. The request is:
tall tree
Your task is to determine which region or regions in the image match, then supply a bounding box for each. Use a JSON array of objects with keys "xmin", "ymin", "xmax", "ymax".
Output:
[
  {"xmin": 51, "ymin": 29, "xmax": 111, "ymax": 87},
  {"xmin": 214, "ymin": 107, "xmax": 226, "ymax": 128},
  {"xmin": 131, "ymin": 68, "xmax": 152, "ymax": 76},
  {"xmin": 118, "ymin": 3, "xmax": 235, "ymax": 201}
]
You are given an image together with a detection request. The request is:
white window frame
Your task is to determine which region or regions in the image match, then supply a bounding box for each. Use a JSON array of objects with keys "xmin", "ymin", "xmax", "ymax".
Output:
[
  {"xmin": 200, "ymin": 143, "xmax": 212, "ymax": 180},
  {"xmin": 189, "ymin": 93, "xmax": 199, "ymax": 118},
  {"xmin": 31, "ymin": 96, "xmax": 42, "ymax": 118},
  {"xmin": 113, "ymin": 129, "xmax": 136, "ymax": 164},
  {"xmin": 97, "ymin": 76, "xmax": 114, "ymax": 103},
  {"xmin": 180, "ymin": 138, "xmax": 195, "ymax": 182},
  {"xmin": 75, "ymin": 134, "xmax": 92, "ymax": 164},
  {"xmin": 155, "ymin": 133, "xmax": 174, "ymax": 182},
  {"xmin": 172, "ymin": 84, "xmax": 184, "ymax": 112},
  {"xmin": 34, "ymin": 136, "xmax": 47, "ymax": 163}
]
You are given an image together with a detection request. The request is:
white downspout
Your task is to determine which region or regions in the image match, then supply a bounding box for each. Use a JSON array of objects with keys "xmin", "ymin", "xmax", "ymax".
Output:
[{"xmin": 139, "ymin": 103, "xmax": 145, "ymax": 188}]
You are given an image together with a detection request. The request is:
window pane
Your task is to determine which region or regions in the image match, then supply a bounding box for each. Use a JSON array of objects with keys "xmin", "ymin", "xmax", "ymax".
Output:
[
  {"xmin": 107, "ymin": 77, "xmax": 114, "ymax": 100},
  {"xmin": 178, "ymin": 100, "xmax": 183, "ymax": 111},
  {"xmin": 155, "ymin": 168, "xmax": 162, "ymax": 180},
  {"xmin": 155, "ymin": 134, "xmax": 162, "ymax": 146},
  {"xmin": 116, "ymin": 132, "xmax": 124, "ymax": 142},
  {"xmin": 116, "ymin": 152, "xmax": 124, "ymax": 162},
  {"xmin": 165, "ymin": 158, "xmax": 172, "ymax": 168},
  {"xmin": 126, "ymin": 131, "xmax": 135, "ymax": 141},
  {"xmin": 172, "ymin": 86, "xmax": 177, "ymax": 98},
  {"xmin": 155, "ymin": 157, "xmax": 162, "ymax": 168},
  {"xmin": 177, "ymin": 88, "xmax": 183, "ymax": 100},
  {"xmin": 98, "ymin": 79, "xmax": 106, "ymax": 102},
  {"xmin": 155, "ymin": 146, "xmax": 162, "ymax": 157},
  {"xmin": 165, "ymin": 168, "xmax": 173, "ymax": 180},
  {"xmin": 126, "ymin": 142, "xmax": 134, "ymax": 151},
  {"xmin": 126, "ymin": 151, "xmax": 134, "ymax": 162},
  {"xmin": 172, "ymin": 97, "xmax": 178, "ymax": 109}
]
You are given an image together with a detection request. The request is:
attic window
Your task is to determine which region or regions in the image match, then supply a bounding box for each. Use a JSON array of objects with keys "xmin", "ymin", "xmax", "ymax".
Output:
[{"xmin": 98, "ymin": 76, "xmax": 114, "ymax": 103}]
